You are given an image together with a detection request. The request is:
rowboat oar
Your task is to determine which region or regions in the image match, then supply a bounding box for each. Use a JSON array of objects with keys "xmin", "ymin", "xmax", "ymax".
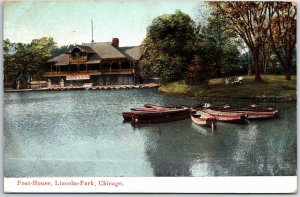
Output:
[
  {"xmin": 245, "ymin": 117, "xmax": 250, "ymax": 124},
  {"xmin": 211, "ymin": 122, "xmax": 215, "ymax": 132}
]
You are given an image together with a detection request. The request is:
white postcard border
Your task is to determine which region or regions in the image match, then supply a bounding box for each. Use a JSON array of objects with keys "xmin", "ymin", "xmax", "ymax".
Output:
[{"xmin": 4, "ymin": 176, "xmax": 297, "ymax": 193}]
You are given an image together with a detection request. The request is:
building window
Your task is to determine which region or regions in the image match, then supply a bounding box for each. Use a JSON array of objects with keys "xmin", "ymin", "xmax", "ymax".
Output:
[{"xmin": 72, "ymin": 48, "xmax": 81, "ymax": 58}]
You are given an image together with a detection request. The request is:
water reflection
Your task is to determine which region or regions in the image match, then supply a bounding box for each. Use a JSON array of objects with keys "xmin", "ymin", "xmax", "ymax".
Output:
[
  {"xmin": 136, "ymin": 120, "xmax": 193, "ymax": 176},
  {"xmin": 190, "ymin": 122, "xmax": 240, "ymax": 176},
  {"xmin": 191, "ymin": 123, "xmax": 215, "ymax": 136},
  {"xmin": 4, "ymin": 89, "xmax": 297, "ymax": 177}
]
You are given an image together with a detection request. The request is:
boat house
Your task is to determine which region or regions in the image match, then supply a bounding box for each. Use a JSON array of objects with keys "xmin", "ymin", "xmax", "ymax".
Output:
[{"xmin": 45, "ymin": 38, "xmax": 141, "ymax": 86}]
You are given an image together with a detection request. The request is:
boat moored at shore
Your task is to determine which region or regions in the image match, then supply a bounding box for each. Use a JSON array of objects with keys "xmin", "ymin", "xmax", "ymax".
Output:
[
  {"xmin": 122, "ymin": 105, "xmax": 191, "ymax": 125},
  {"xmin": 204, "ymin": 104, "xmax": 279, "ymax": 119},
  {"xmin": 201, "ymin": 109, "xmax": 247, "ymax": 123},
  {"xmin": 191, "ymin": 111, "xmax": 216, "ymax": 131},
  {"xmin": 123, "ymin": 102, "xmax": 279, "ymax": 128}
]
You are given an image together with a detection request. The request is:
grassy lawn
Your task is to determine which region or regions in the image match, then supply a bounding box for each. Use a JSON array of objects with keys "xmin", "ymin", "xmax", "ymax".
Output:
[{"xmin": 158, "ymin": 75, "xmax": 296, "ymax": 100}]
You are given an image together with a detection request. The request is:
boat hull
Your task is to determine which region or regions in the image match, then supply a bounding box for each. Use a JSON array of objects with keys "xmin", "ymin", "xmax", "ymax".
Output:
[
  {"xmin": 201, "ymin": 109, "xmax": 247, "ymax": 123},
  {"xmin": 132, "ymin": 113, "xmax": 190, "ymax": 125},
  {"xmin": 123, "ymin": 108, "xmax": 192, "ymax": 124},
  {"xmin": 191, "ymin": 113, "xmax": 216, "ymax": 128},
  {"xmin": 229, "ymin": 110, "xmax": 279, "ymax": 119},
  {"xmin": 130, "ymin": 107, "xmax": 171, "ymax": 112},
  {"xmin": 206, "ymin": 104, "xmax": 279, "ymax": 119}
]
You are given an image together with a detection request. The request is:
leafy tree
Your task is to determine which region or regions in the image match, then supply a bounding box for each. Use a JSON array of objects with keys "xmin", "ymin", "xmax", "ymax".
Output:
[
  {"xmin": 184, "ymin": 56, "xmax": 208, "ymax": 85},
  {"xmin": 220, "ymin": 44, "xmax": 243, "ymax": 77},
  {"xmin": 3, "ymin": 37, "xmax": 56, "ymax": 83},
  {"xmin": 4, "ymin": 39, "xmax": 13, "ymax": 54},
  {"xmin": 139, "ymin": 10, "xmax": 196, "ymax": 83},
  {"xmin": 4, "ymin": 39, "xmax": 18, "ymax": 84},
  {"xmin": 195, "ymin": 9, "xmax": 243, "ymax": 78},
  {"xmin": 210, "ymin": 2, "xmax": 270, "ymax": 82},
  {"xmin": 268, "ymin": 2, "xmax": 296, "ymax": 80},
  {"xmin": 259, "ymin": 39, "xmax": 279, "ymax": 75},
  {"xmin": 21, "ymin": 37, "xmax": 55, "ymax": 80},
  {"xmin": 51, "ymin": 44, "xmax": 74, "ymax": 57}
]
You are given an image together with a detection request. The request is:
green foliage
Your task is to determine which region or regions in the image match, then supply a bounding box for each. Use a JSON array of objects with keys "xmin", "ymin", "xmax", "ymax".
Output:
[
  {"xmin": 4, "ymin": 37, "xmax": 56, "ymax": 81},
  {"xmin": 220, "ymin": 44, "xmax": 243, "ymax": 76},
  {"xmin": 51, "ymin": 44, "xmax": 74, "ymax": 57},
  {"xmin": 158, "ymin": 80, "xmax": 191, "ymax": 95},
  {"xmin": 195, "ymin": 9, "xmax": 243, "ymax": 78},
  {"xmin": 3, "ymin": 39, "xmax": 17, "ymax": 77},
  {"xmin": 268, "ymin": 2, "xmax": 296, "ymax": 80},
  {"xmin": 31, "ymin": 37, "xmax": 56, "ymax": 57},
  {"xmin": 139, "ymin": 10, "xmax": 196, "ymax": 83},
  {"xmin": 184, "ymin": 56, "xmax": 208, "ymax": 85},
  {"xmin": 159, "ymin": 75, "xmax": 296, "ymax": 99},
  {"xmin": 4, "ymin": 39, "xmax": 12, "ymax": 54}
]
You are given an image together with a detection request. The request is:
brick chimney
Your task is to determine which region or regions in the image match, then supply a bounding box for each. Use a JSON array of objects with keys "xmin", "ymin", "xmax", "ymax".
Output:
[{"xmin": 112, "ymin": 38, "xmax": 119, "ymax": 47}]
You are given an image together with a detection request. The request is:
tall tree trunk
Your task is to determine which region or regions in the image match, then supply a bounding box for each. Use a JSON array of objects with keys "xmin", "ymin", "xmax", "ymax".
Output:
[
  {"xmin": 272, "ymin": 62, "xmax": 276, "ymax": 74},
  {"xmin": 252, "ymin": 50, "xmax": 262, "ymax": 82},
  {"xmin": 261, "ymin": 50, "xmax": 268, "ymax": 74},
  {"xmin": 248, "ymin": 49, "xmax": 252, "ymax": 76}
]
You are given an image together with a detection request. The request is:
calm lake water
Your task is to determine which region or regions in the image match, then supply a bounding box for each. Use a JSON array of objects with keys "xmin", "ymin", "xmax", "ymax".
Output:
[{"xmin": 4, "ymin": 88, "xmax": 297, "ymax": 177}]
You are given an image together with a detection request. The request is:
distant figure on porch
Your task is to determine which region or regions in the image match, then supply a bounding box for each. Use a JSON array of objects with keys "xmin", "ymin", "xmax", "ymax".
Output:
[
  {"xmin": 60, "ymin": 78, "xmax": 64, "ymax": 87},
  {"xmin": 47, "ymin": 79, "xmax": 52, "ymax": 87}
]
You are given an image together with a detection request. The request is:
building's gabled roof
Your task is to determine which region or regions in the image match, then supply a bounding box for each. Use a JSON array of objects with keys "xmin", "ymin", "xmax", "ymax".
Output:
[
  {"xmin": 67, "ymin": 45, "xmax": 95, "ymax": 53},
  {"xmin": 86, "ymin": 53, "xmax": 101, "ymax": 64},
  {"xmin": 83, "ymin": 43, "xmax": 127, "ymax": 59},
  {"xmin": 48, "ymin": 39, "xmax": 141, "ymax": 66},
  {"xmin": 121, "ymin": 46, "xmax": 141, "ymax": 61},
  {"xmin": 48, "ymin": 54, "xmax": 69, "ymax": 65}
]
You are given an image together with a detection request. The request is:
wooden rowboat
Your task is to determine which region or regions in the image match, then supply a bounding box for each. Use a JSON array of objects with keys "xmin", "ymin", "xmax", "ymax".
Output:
[
  {"xmin": 131, "ymin": 112, "xmax": 190, "ymax": 125},
  {"xmin": 144, "ymin": 104, "xmax": 171, "ymax": 108},
  {"xmin": 220, "ymin": 110, "xmax": 278, "ymax": 119},
  {"xmin": 191, "ymin": 112, "xmax": 216, "ymax": 131},
  {"xmin": 208, "ymin": 104, "xmax": 279, "ymax": 119},
  {"xmin": 201, "ymin": 109, "xmax": 247, "ymax": 123},
  {"xmin": 122, "ymin": 108, "xmax": 191, "ymax": 124},
  {"xmin": 130, "ymin": 107, "xmax": 169, "ymax": 112},
  {"xmin": 143, "ymin": 103, "xmax": 185, "ymax": 109}
]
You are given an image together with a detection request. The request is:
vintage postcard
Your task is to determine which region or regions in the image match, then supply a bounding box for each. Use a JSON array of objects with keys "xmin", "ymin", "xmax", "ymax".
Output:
[{"xmin": 2, "ymin": 0, "xmax": 297, "ymax": 193}]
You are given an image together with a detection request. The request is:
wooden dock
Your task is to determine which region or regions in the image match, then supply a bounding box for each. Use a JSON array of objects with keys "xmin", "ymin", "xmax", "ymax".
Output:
[{"xmin": 4, "ymin": 83, "xmax": 161, "ymax": 92}]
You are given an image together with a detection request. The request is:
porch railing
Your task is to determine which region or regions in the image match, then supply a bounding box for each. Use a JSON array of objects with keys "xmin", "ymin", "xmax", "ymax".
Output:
[{"xmin": 43, "ymin": 69, "xmax": 133, "ymax": 77}]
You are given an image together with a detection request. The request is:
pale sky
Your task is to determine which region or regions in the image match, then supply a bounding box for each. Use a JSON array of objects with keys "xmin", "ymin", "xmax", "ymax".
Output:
[{"xmin": 4, "ymin": 0, "xmax": 205, "ymax": 47}]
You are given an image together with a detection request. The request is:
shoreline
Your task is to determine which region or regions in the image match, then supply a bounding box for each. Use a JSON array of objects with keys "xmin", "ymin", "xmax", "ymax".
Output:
[
  {"xmin": 4, "ymin": 82, "xmax": 296, "ymax": 102},
  {"xmin": 4, "ymin": 83, "xmax": 161, "ymax": 93},
  {"xmin": 159, "ymin": 90, "xmax": 297, "ymax": 102},
  {"xmin": 158, "ymin": 75, "xmax": 297, "ymax": 102}
]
